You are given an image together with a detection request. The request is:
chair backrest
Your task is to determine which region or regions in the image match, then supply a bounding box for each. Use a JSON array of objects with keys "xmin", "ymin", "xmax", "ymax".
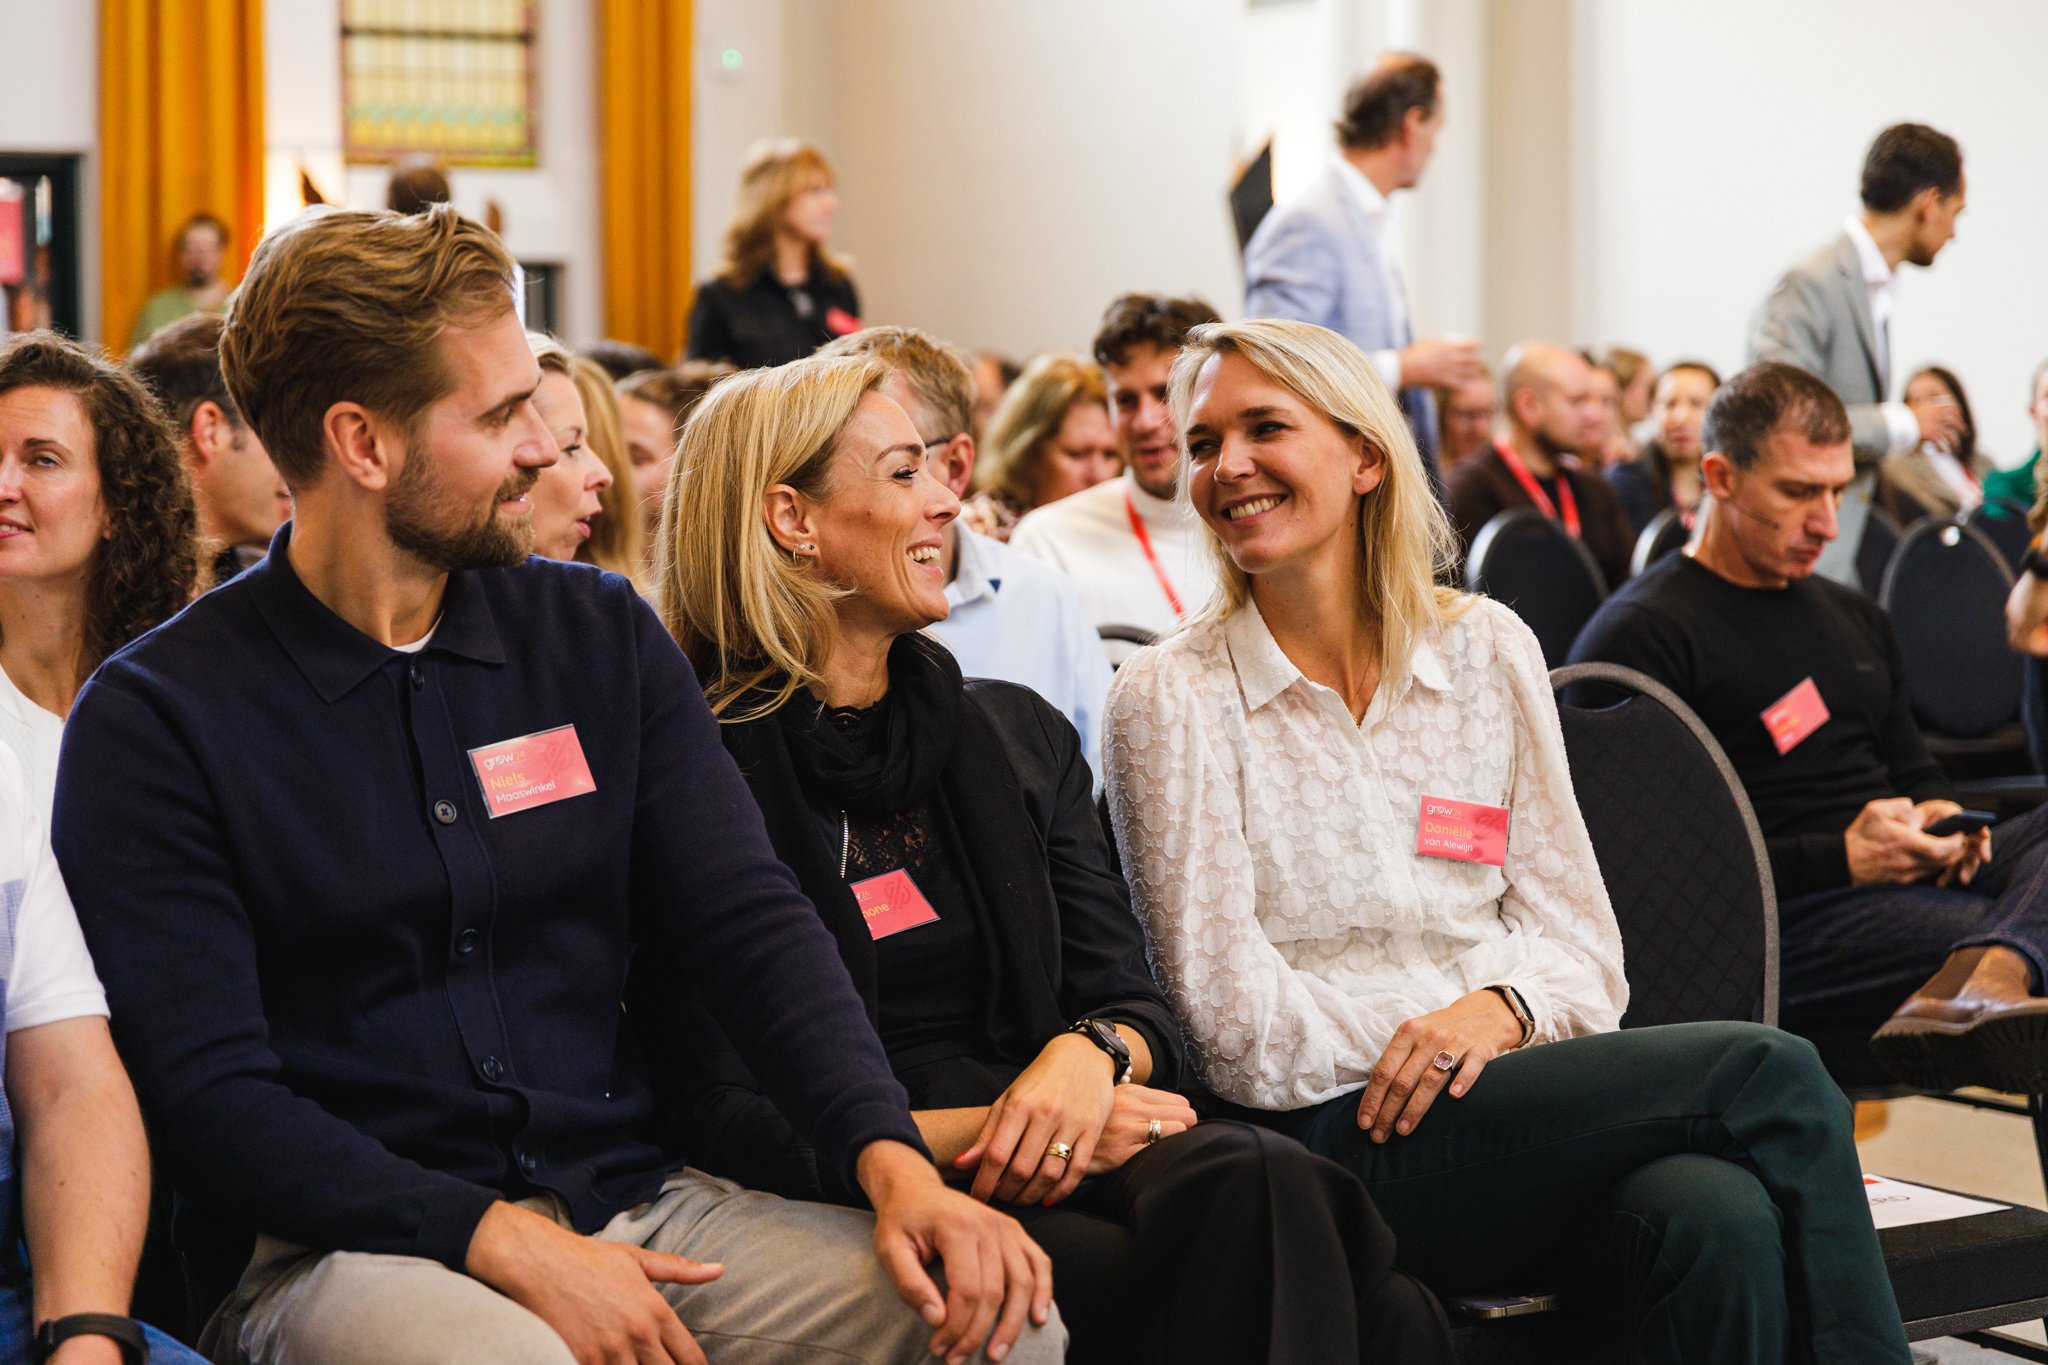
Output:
[
  {"xmin": 1629, "ymin": 506, "xmax": 1691, "ymax": 578},
  {"xmin": 1466, "ymin": 508, "xmax": 1608, "ymax": 669},
  {"xmin": 1967, "ymin": 499, "xmax": 2034, "ymax": 573},
  {"xmin": 1879, "ymin": 518, "xmax": 2022, "ymax": 739},
  {"xmin": 1855, "ymin": 503, "xmax": 1903, "ymax": 598},
  {"xmin": 1097, "ymin": 624, "xmax": 1158, "ymax": 669},
  {"xmin": 1549, "ymin": 662, "xmax": 1779, "ymax": 1029}
]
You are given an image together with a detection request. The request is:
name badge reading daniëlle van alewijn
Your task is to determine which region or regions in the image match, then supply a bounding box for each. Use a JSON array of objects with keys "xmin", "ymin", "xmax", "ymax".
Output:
[{"xmin": 1415, "ymin": 794, "xmax": 1509, "ymax": 867}]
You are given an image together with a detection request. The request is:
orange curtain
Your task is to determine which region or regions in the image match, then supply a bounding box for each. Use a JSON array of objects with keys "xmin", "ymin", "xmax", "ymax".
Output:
[
  {"xmin": 598, "ymin": 0, "xmax": 693, "ymax": 361},
  {"xmin": 99, "ymin": 0, "xmax": 264, "ymax": 352}
]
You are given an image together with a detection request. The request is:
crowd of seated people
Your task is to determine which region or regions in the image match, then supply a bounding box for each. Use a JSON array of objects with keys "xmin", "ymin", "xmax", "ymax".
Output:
[{"xmin": 7, "ymin": 46, "xmax": 2048, "ymax": 1365}]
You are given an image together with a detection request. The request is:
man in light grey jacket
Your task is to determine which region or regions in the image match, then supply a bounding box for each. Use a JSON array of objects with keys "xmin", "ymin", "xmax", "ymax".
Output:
[
  {"xmin": 1747, "ymin": 123, "xmax": 1968, "ymax": 469},
  {"xmin": 1243, "ymin": 53, "xmax": 1481, "ymax": 488}
]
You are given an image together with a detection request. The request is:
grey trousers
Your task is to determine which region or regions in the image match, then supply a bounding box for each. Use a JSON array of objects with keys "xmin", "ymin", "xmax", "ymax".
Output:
[{"xmin": 203, "ymin": 1169, "xmax": 1068, "ymax": 1365}]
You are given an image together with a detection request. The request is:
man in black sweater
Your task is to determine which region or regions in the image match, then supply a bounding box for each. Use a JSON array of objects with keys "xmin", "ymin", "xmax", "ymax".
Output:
[
  {"xmin": 1572, "ymin": 362, "xmax": 2048, "ymax": 1094},
  {"xmin": 54, "ymin": 206, "xmax": 1059, "ymax": 1365}
]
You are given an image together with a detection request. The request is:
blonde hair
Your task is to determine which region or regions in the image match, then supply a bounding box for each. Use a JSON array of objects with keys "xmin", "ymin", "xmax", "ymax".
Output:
[
  {"xmin": 525, "ymin": 330, "xmax": 573, "ymax": 377},
  {"xmin": 717, "ymin": 139, "xmax": 849, "ymax": 290},
  {"xmin": 220, "ymin": 204, "xmax": 517, "ymax": 488},
  {"xmin": 1169, "ymin": 319, "xmax": 1469, "ymax": 690},
  {"xmin": 978, "ymin": 352, "xmax": 1111, "ymax": 510},
  {"xmin": 569, "ymin": 355, "xmax": 645, "ymax": 582},
  {"xmin": 657, "ymin": 352, "xmax": 888, "ymax": 718}
]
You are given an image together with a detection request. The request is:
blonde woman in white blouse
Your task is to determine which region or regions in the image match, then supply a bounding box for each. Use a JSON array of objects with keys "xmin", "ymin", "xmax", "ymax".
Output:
[{"xmin": 1104, "ymin": 319, "xmax": 1910, "ymax": 1365}]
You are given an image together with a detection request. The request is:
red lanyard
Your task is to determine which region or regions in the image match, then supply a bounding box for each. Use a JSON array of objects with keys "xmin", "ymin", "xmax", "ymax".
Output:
[
  {"xmin": 1494, "ymin": 440, "xmax": 1580, "ymax": 538},
  {"xmin": 1124, "ymin": 490, "xmax": 1185, "ymax": 617}
]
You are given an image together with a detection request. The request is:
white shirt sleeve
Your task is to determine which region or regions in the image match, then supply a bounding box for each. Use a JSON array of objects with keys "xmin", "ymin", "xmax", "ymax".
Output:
[
  {"xmin": 1105, "ymin": 649, "xmax": 1398, "ymax": 1109},
  {"xmin": 1445, "ymin": 616, "xmax": 1628, "ymax": 1042},
  {"xmin": 1880, "ymin": 402, "xmax": 1921, "ymax": 457},
  {"xmin": 1371, "ymin": 348, "xmax": 1405, "ymax": 394},
  {"xmin": 2, "ymin": 745, "xmax": 107, "ymax": 1034}
]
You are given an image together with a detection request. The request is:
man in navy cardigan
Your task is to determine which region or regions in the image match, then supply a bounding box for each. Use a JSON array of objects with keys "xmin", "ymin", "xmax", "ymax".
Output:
[{"xmin": 53, "ymin": 205, "xmax": 1058, "ymax": 1365}]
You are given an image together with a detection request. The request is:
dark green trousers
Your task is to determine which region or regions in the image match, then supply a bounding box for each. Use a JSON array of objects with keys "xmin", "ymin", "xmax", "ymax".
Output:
[{"xmin": 1254, "ymin": 1022, "xmax": 1910, "ymax": 1365}]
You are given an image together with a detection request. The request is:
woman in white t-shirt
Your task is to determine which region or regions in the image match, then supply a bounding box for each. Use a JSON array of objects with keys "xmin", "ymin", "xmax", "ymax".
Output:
[
  {"xmin": 1104, "ymin": 319, "xmax": 1909, "ymax": 1365},
  {"xmin": 0, "ymin": 334, "xmax": 201, "ymax": 814}
]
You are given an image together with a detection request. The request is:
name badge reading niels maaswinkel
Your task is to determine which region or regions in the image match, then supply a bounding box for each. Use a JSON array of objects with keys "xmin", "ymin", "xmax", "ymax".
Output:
[
  {"xmin": 851, "ymin": 868, "xmax": 941, "ymax": 940},
  {"xmin": 1415, "ymin": 795, "xmax": 1510, "ymax": 867},
  {"xmin": 466, "ymin": 725, "xmax": 597, "ymax": 819}
]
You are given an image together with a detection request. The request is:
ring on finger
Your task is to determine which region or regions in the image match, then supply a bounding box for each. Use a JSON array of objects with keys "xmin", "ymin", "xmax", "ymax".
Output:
[
  {"xmin": 1044, "ymin": 1141, "xmax": 1074, "ymax": 1162},
  {"xmin": 1431, "ymin": 1049, "xmax": 1458, "ymax": 1072},
  {"xmin": 1144, "ymin": 1118, "xmax": 1162, "ymax": 1146}
]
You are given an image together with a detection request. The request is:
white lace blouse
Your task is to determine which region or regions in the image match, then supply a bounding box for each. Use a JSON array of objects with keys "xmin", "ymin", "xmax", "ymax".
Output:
[{"xmin": 1104, "ymin": 596, "xmax": 1628, "ymax": 1110}]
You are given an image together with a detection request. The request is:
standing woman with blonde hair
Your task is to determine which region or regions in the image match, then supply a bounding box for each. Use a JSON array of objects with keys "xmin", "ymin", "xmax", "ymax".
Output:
[
  {"xmin": 1105, "ymin": 318, "xmax": 1913, "ymax": 1364},
  {"xmin": 965, "ymin": 352, "xmax": 1121, "ymax": 541},
  {"xmin": 568, "ymin": 354, "xmax": 646, "ymax": 583},
  {"xmin": 686, "ymin": 139, "xmax": 861, "ymax": 370},
  {"xmin": 634, "ymin": 351, "xmax": 1456, "ymax": 1365}
]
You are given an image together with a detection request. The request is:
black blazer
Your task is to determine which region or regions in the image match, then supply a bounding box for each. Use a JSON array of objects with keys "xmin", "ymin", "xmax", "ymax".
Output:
[
  {"xmin": 684, "ymin": 266, "xmax": 861, "ymax": 369},
  {"xmin": 627, "ymin": 677, "xmax": 1184, "ymax": 1203}
]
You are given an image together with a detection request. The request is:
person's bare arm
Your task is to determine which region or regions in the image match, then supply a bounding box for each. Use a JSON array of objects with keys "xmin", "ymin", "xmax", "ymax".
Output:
[
  {"xmin": 2006, "ymin": 569, "xmax": 2048, "ymax": 655},
  {"xmin": 11, "ymin": 1016, "xmax": 148, "ymax": 1364}
]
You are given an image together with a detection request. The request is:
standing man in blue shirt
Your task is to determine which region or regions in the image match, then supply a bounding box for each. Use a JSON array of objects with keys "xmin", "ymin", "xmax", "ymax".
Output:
[
  {"xmin": 54, "ymin": 206, "xmax": 1059, "ymax": 1365},
  {"xmin": 1244, "ymin": 53, "xmax": 1483, "ymax": 489}
]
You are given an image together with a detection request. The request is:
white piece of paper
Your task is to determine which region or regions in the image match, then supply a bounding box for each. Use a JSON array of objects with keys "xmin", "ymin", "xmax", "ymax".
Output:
[{"xmin": 1863, "ymin": 1174, "xmax": 2008, "ymax": 1229}]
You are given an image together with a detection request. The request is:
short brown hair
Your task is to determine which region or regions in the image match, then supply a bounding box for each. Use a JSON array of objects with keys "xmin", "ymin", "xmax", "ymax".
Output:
[
  {"xmin": 818, "ymin": 325, "xmax": 978, "ymax": 443},
  {"xmin": 1337, "ymin": 54, "xmax": 1440, "ymax": 151},
  {"xmin": 1861, "ymin": 123, "xmax": 1962, "ymax": 213},
  {"xmin": 387, "ymin": 155, "xmax": 453, "ymax": 216},
  {"xmin": 1702, "ymin": 362, "xmax": 1851, "ymax": 471},
  {"xmin": 617, "ymin": 361, "xmax": 736, "ymax": 434},
  {"xmin": 219, "ymin": 204, "xmax": 519, "ymax": 489},
  {"xmin": 127, "ymin": 311, "xmax": 237, "ymax": 430},
  {"xmin": 1092, "ymin": 294, "xmax": 1223, "ymax": 370},
  {"xmin": 0, "ymin": 332, "xmax": 201, "ymax": 669}
]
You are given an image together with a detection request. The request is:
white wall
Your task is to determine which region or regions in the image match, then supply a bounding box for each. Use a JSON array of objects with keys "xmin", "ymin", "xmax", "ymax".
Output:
[
  {"xmin": 0, "ymin": 0, "xmax": 100, "ymax": 340},
  {"xmin": 262, "ymin": 0, "xmax": 605, "ymax": 344},
  {"xmin": 692, "ymin": 0, "xmax": 1248, "ymax": 359},
  {"xmin": 1579, "ymin": 0, "xmax": 2048, "ymax": 463}
]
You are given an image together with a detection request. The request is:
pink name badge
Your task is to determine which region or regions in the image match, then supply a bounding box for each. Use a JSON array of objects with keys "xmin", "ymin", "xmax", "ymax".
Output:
[
  {"xmin": 466, "ymin": 725, "xmax": 597, "ymax": 819},
  {"xmin": 1415, "ymin": 795, "xmax": 1510, "ymax": 867},
  {"xmin": 1762, "ymin": 677, "xmax": 1830, "ymax": 756},
  {"xmin": 850, "ymin": 868, "xmax": 940, "ymax": 941}
]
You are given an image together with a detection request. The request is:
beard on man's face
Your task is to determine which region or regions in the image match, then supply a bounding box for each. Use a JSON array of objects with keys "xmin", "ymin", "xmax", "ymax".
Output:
[{"xmin": 385, "ymin": 442, "xmax": 538, "ymax": 573}]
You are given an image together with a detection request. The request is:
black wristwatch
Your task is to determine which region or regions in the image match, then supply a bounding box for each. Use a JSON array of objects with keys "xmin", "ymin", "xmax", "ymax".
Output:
[
  {"xmin": 1067, "ymin": 1018, "xmax": 1133, "ymax": 1085},
  {"xmin": 1488, "ymin": 984, "xmax": 1536, "ymax": 1050},
  {"xmin": 32, "ymin": 1313, "xmax": 147, "ymax": 1364}
]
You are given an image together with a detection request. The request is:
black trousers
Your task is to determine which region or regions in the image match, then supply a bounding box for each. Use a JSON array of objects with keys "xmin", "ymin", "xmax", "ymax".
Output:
[{"xmin": 1011, "ymin": 1120, "xmax": 1452, "ymax": 1365}]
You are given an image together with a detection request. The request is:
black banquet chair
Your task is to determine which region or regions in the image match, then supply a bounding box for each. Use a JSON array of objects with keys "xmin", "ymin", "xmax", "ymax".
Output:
[
  {"xmin": 1465, "ymin": 508, "xmax": 1607, "ymax": 670},
  {"xmin": 1879, "ymin": 518, "xmax": 2024, "ymax": 742},
  {"xmin": 1856, "ymin": 502, "xmax": 1905, "ymax": 599},
  {"xmin": 1628, "ymin": 506, "xmax": 1692, "ymax": 580},
  {"xmin": 1546, "ymin": 662, "xmax": 2048, "ymax": 1360},
  {"xmin": 1969, "ymin": 500, "xmax": 2035, "ymax": 574}
]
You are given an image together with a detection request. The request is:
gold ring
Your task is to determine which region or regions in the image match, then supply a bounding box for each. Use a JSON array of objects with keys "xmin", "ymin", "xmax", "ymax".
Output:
[
  {"xmin": 1045, "ymin": 1141, "xmax": 1074, "ymax": 1162},
  {"xmin": 1431, "ymin": 1049, "xmax": 1457, "ymax": 1072},
  {"xmin": 1145, "ymin": 1118, "xmax": 1162, "ymax": 1145}
]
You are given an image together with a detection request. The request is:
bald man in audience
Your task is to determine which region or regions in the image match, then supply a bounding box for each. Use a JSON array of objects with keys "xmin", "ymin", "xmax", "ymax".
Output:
[
  {"xmin": 1573, "ymin": 363, "xmax": 2048, "ymax": 1095},
  {"xmin": 1444, "ymin": 343, "xmax": 1637, "ymax": 588}
]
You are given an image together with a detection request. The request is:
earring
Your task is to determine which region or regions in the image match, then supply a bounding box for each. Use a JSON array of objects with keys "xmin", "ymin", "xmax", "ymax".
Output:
[{"xmin": 797, "ymin": 542, "xmax": 816, "ymax": 555}]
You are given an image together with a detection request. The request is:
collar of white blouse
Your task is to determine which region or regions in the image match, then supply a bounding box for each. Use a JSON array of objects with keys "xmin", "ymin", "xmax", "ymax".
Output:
[{"xmin": 1223, "ymin": 598, "xmax": 1452, "ymax": 721}]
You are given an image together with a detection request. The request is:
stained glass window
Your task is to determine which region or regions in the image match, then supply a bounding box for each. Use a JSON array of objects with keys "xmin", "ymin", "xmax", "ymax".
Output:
[{"xmin": 342, "ymin": 0, "xmax": 537, "ymax": 167}]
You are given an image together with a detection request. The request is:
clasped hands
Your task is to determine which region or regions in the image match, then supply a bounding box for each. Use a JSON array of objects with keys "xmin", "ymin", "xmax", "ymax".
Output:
[
  {"xmin": 954, "ymin": 1033, "xmax": 1196, "ymax": 1207},
  {"xmin": 1846, "ymin": 797, "xmax": 1989, "ymax": 888}
]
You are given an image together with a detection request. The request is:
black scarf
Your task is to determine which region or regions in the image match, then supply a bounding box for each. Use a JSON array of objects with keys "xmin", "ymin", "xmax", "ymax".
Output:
[{"xmin": 727, "ymin": 635, "xmax": 1066, "ymax": 1064}]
